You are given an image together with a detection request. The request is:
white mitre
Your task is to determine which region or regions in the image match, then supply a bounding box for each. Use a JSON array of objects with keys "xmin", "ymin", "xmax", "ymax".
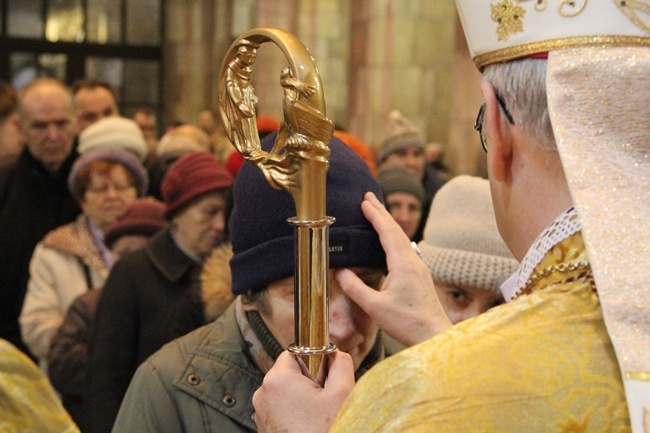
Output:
[
  {"xmin": 455, "ymin": 1, "xmax": 650, "ymax": 432},
  {"xmin": 456, "ymin": 0, "xmax": 649, "ymax": 69}
]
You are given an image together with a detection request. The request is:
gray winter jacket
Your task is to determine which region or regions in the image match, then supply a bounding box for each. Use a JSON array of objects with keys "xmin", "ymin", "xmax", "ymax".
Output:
[
  {"xmin": 112, "ymin": 303, "xmax": 261, "ymax": 433},
  {"xmin": 112, "ymin": 300, "xmax": 396, "ymax": 433}
]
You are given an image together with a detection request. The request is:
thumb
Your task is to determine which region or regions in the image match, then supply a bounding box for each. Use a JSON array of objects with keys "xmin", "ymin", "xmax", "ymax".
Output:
[
  {"xmin": 273, "ymin": 350, "xmax": 308, "ymax": 376},
  {"xmin": 324, "ymin": 351, "xmax": 355, "ymax": 393}
]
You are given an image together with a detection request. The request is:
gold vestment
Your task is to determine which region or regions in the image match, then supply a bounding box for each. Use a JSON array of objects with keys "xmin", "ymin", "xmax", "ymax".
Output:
[
  {"xmin": 330, "ymin": 232, "xmax": 630, "ymax": 432},
  {"xmin": 0, "ymin": 339, "xmax": 78, "ymax": 433}
]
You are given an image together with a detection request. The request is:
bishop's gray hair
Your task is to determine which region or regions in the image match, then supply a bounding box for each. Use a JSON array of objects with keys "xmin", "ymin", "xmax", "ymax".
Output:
[{"xmin": 482, "ymin": 59, "xmax": 557, "ymax": 151}]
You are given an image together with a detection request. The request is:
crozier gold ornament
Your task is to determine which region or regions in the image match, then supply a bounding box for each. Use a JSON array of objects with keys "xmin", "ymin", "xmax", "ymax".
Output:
[{"xmin": 218, "ymin": 28, "xmax": 335, "ymax": 381}]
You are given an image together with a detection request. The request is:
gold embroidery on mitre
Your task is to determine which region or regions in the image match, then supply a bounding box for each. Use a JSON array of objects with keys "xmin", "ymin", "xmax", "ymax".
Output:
[
  {"xmin": 558, "ymin": 0, "xmax": 588, "ymax": 17},
  {"xmin": 491, "ymin": 0, "xmax": 527, "ymax": 41},
  {"xmin": 535, "ymin": 0, "xmax": 548, "ymax": 11},
  {"xmin": 614, "ymin": 0, "xmax": 650, "ymax": 33},
  {"xmin": 626, "ymin": 371, "xmax": 650, "ymax": 380},
  {"xmin": 645, "ymin": 407, "xmax": 649, "ymax": 433},
  {"xmin": 473, "ymin": 34, "xmax": 650, "ymax": 69}
]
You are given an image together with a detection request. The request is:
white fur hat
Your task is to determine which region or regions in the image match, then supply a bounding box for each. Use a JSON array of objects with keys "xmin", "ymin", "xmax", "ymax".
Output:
[
  {"xmin": 418, "ymin": 175, "xmax": 518, "ymax": 294},
  {"xmin": 78, "ymin": 116, "xmax": 148, "ymax": 161}
]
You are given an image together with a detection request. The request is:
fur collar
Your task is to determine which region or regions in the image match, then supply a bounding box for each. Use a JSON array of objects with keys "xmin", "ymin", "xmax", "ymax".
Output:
[
  {"xmin": 201, "ymin": 243, "xmax": 235, "ymax": 322},
  {"xmin": 40, "ymin": 214, "xmax": 109, "ymax": 280}
]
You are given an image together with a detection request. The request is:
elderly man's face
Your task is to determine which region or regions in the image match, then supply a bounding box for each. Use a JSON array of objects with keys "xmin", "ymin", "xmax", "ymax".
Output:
[
  {"xmin": 249, "ymin": 268, "xmax": 384, "ymax": 370},
  {"xmin": 74, "ymin": 86, "xmax": 118, "ymax": 133},
  {"xmin": 382, "ymin": 146, "xmax": 426, "ymax": 180},
  {"xmin": 20, "ymin": 84, "xmax": 76, "ymax": 173}
]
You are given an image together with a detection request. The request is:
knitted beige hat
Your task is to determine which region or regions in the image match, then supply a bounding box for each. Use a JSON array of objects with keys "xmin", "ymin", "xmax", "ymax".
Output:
[
  {"xmin": 78, "ymin": 116, "xmax": 148, "ymax": 161},
  {"xmin": 378, "ymin": 110, "xmax": 425, "ymax": 161},
  {"xmin": 418, "ymin": 175, "xmax": 518, "ymax": 293}
]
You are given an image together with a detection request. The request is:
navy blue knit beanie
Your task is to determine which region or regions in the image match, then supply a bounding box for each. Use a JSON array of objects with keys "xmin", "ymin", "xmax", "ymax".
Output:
[{"xmin": 230, "ymin": 132, "xmax": 386, "ymax": 295}]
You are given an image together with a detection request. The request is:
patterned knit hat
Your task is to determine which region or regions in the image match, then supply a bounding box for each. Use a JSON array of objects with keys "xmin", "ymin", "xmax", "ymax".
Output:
[
  {"xmin": 78, "ymin": 116, "xmax": 149, "ymax": 161},
  {"xmin": 104, "ymin": 198, "xmax": 167, "ymax": 249},
  {"xmin": 378, "ymin": 166, "xmax": 425, "ymax": 205},
  {"xmin": 418, "ymin": 175, "xmax": 518, "ymax": 293},
  {"xmin": 229, "ymin": 132, "xmax": 386, "ymax": 295},
  {"xmin": 161, "ymin": 151, "xmax": 233, "ymax": 219},
  {"xmin": 378, "ymin": 110, "xmax": 425, "ymax": 161}
]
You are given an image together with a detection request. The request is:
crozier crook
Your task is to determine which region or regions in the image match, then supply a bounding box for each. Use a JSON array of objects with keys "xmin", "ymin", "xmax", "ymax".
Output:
[{"xmin": 218, "ymin": 28, "xmax": 335, "ymax": 381}]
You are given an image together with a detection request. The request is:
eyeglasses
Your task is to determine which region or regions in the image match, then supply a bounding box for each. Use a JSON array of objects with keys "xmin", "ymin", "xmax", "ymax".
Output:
[
  {"xmin": 87, "ymin": 182, "xmax": 135, "ymax": 194},
  {"xmin": 474, "ymin": 92, "xmax": 515, "ymax": 152}
]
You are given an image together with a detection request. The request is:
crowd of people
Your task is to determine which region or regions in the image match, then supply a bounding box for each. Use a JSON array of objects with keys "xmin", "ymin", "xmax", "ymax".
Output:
[{"xmin": 0, "ymin": 1, "xmax": 647, "ymax": 432}]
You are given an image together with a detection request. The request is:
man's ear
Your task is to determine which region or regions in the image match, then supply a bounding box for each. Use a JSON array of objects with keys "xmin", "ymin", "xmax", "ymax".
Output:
[
  {"xmin": 480, "ymin": 81, "xmax": 512, "ymax": 183},
  {"xmin": 241, "ymin": 299, "xmax": 258, "ymax": 312}
]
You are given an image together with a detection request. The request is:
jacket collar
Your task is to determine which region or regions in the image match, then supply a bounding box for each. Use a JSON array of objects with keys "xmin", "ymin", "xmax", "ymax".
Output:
[
  {"xmin": 173, "ymin": 304, "xmax": 261, "ymax": 431},
  {"xmin": 145, "ymin": 227, "xmax": 199, "ymax": 283},
  {"xmin": 20, "ymin": 147, "xmax": 78, "ymax": 185}
]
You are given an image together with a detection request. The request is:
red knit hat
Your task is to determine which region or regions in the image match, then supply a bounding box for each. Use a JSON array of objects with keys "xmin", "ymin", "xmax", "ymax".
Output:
[
  {"xmin": 161, "ymin": 151, "xmax": 233, "ymax": 219},
  {"xmin": 104, "ymin": 198, "xmax": 167, "ymax": 249}
]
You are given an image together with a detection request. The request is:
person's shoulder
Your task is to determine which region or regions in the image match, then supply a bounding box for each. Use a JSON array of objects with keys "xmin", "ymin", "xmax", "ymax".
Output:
[
  {"xmin": 146, "ymin": 326, "xmax": 207, "ymax": 368},
  {"xmin": 110, "ymin": 245, "xmax": 151, "ymax": 272},
  {"xmin": 142, "ymin": 319, "xmax": 223, "ymax": 385},
  {"xmin": 146, "ymin": 304, "xmax": 252, "ymax": 378},
  {"xmin": 360, "ymin": 303, "xmax": 523, "ymax": 381}
]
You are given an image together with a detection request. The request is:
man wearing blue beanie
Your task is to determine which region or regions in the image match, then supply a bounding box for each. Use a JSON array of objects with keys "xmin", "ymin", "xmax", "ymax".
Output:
[{"xmin": 111, "ymin": 132, "xmax": 393, "ymax": 433}]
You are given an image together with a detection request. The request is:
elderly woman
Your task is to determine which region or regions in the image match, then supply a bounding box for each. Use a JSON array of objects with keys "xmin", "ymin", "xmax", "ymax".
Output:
[
  {"xmin": 419, "ymin": 175, "xmax": 519, "ymax": 324},
  {"xmin": 19, "ymin": 146, "xmax": 147, "ymax": 372},
  {"xmin": 86, "ymin": 151, "xmax": 234, "ymax": 433},
  {"xmin": 47, "ymin": 198, "xmax": 168, "ymax": 428}
]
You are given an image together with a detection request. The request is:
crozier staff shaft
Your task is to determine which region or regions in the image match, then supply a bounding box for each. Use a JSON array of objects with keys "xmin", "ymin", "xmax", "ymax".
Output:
[{"xmin": 217, "ymin": 28, "xmax": 335, "ymax": 380}]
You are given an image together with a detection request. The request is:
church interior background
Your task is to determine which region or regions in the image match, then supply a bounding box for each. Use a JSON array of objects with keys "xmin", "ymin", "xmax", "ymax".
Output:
[{"xmin": 0, "ymin": 0, "xmax": 486, "ymax": 177}]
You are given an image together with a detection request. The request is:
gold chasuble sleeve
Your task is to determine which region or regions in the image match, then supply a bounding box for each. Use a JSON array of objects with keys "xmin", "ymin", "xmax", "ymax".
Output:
[
  {"xmin": 330, "ymin": 251, "xmax": 629, "ymax": 432},
  {"xmin": 0, "ymin": 339, "xmax": 79, "ymax": 433}
]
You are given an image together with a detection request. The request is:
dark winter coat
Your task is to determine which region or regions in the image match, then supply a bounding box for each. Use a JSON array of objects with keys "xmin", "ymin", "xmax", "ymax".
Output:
[
  {"xmin": 0, "ymin": 148, "xmax": 80, "ymax": 356},
  {"xmin": 85, "ymin": 227, "xmax": 233, "ymax": 433},
  {"xmin": 48, "ymin": 288, "xmax": 102, "ymax": 425}
]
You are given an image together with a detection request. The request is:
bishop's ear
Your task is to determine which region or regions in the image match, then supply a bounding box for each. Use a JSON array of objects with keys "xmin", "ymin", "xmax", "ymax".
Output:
[{"xmin": 480, "ymin": 81, "xmax": 512, "ymax": 183}]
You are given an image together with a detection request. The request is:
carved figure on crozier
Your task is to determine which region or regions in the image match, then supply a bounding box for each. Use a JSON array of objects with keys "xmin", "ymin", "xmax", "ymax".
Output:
[{"xmin": 219, "ymin": 39, "xmax": 261, "ymax": 159}]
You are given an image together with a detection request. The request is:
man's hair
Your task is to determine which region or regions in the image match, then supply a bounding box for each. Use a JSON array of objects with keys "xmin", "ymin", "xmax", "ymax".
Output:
[
  {"xmin": 482, "ymin": 59, "xmax": 556, "ymax": 151},
  {"xmin": 72, "ymin": 78, "xmax": 118, "ymax": 102},
  {"xmin": 18, "ymin": 78, "xmax": 73, "ymax": 118}
]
